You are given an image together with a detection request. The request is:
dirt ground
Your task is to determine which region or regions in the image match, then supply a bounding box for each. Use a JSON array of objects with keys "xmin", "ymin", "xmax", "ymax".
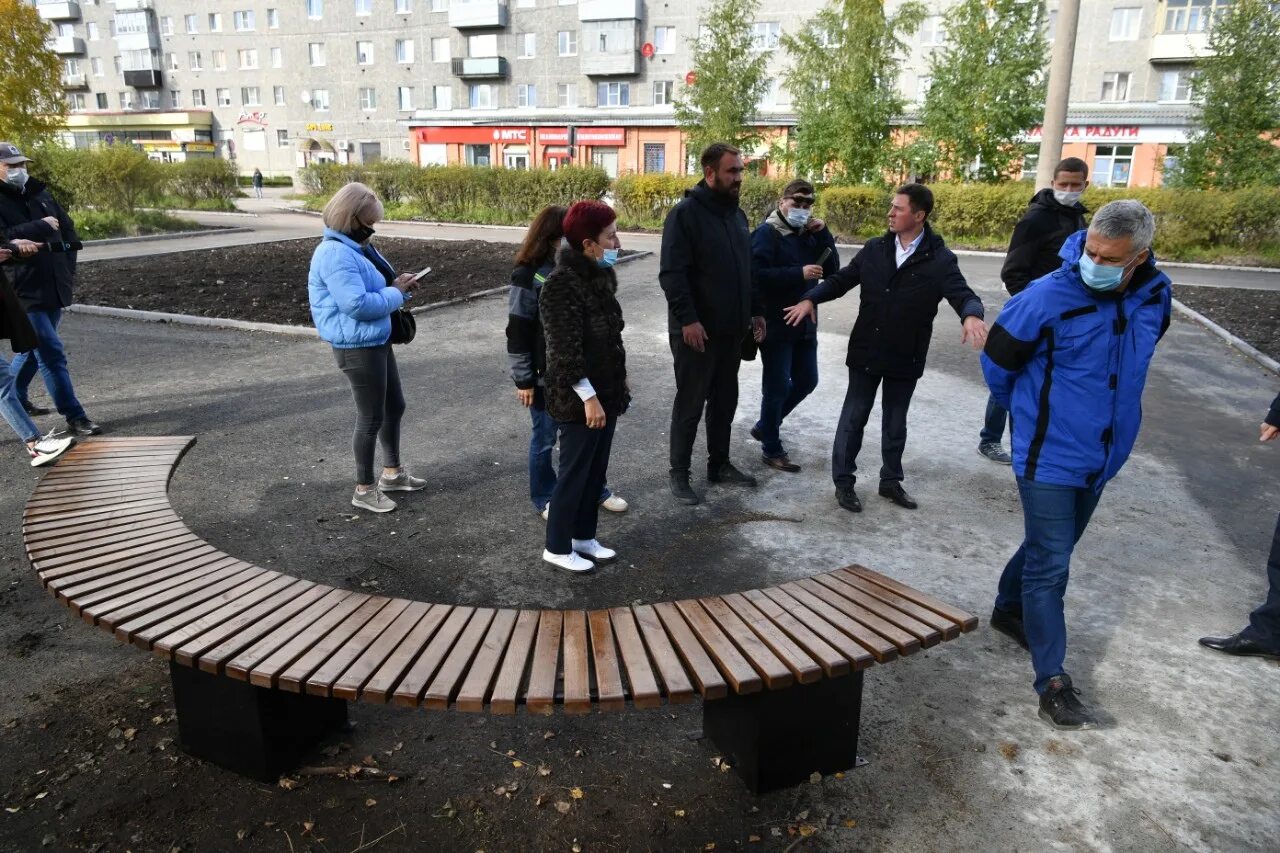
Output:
[
  {"xmin": 74, "ymin": 238, "xmax": 524, "ymax": 325},
  {"xmin": 1174, "ymin": 285, "xmax": 1280, "ymax": 360}
]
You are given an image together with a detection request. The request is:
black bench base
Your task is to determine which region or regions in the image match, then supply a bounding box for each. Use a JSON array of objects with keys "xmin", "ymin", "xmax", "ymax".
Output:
[
  {"xmin": 703, "ymin": 671, "xmax": 864, "ymax": 794},
  {"xmin": 170, "ymin": 663, "xmax": 348, "ymax": 783}
]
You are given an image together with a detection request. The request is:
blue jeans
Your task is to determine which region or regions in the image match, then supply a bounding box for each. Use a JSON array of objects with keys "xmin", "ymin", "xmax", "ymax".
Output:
[
  {"xmin": 980, "ymin": 395, "xmax": 1007, "ymax": 444},
  {"xmin": 995, "ymin": 477, "xmax": 1102, "ymax": 694},
  {"xmin": 754, "ymin": 334, "xmax": 818, "ymax": 458},
  {"xmin": 0, "ymin": 350, "xmax": 40, "ymax": 443},
  {"xmin": 10, "ymin": 308, "xmax": 87, "ymax": 423},
  {"xmin": 529, "ymin": 387, "xmax": 609, "ymax": 512}
]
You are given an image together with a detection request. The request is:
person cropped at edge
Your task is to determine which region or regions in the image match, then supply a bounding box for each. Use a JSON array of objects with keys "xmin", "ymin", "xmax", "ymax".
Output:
[
  {"xmin": 0, "ymin": 141, "xmax": 102, "ymax": 436},
  {"xmin": 309, "ymin": 182, "xmax": 425, "ymax": 514},
  {"xmin": 505, "ymin": 205, "xmax": 628, "ymax": 519},
  {"xmin": 982, "ymin": 200, "xmax": 1172, "ymax": 731},
  {"xmin": 660, "ymin": 142, "xmax": 765, "ymax": 506},
  {"xmin": 749, "ymin": 179, "xmax": 838, "ymax": 472},
  {"xmin": 538, "ymin": 200, "xmax": 628, "ymax": 574},
  {"xmin": 978, "ymin": 157, "xmax": 1090, "ymax": 466}
]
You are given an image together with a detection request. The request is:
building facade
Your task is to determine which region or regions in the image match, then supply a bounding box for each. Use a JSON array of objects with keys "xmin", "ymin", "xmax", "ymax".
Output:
[{"xmin": 37, "ymin": 0, "xmax": 1228, "ymax": 186}]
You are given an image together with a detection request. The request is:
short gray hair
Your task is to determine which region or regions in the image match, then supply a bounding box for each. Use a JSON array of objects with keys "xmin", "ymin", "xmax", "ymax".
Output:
[
  {"xmin": 1089, "ymin": 199, "xmax": 1155, "ymax": 253},
  {"xmin": 322, "ymin": 181, "xmax": 383, "ymax": 235}
]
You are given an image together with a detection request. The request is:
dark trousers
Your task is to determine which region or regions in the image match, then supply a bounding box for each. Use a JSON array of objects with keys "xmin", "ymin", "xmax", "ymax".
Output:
[
  {"xmin": 546, "ymin": 418, "xmax": 616, "ymax": 554},
  {"xmin": 980, "ymin": 394, "xmax": 1008, "ymax": 444},
  {"xmin": 831, "ymin": 368, "xmax": 918, "ymax": 488},
  {"xmin": 755, "ymin": 334, "xmax": 819, "ymax": 458},
  {"xmin": 669, "ymin": 334, "xmax": 741, "ymax": 474},
  {"xmin": 332, "ymin": 343, "xmax": 405, "ymax": 485},
  {"xmin": 1241, "ymin": 513, "xmax": 1280, "ymax": 651}
]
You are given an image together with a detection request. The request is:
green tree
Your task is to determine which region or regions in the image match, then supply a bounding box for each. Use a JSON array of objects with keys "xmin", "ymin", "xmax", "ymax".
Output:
[
  {"xmin": 1173, "ymin": 0, "xmax": 1280, "ymax": 189},
  {"xmin": 674, "ymin": 0, "xmax": 772, "ymax": 159},
  {"xmin": 782, "ymin": 0, "xmax": 926, "ymax": 184},
  {"xmin": 0, "ymin": 0, "xmax": 66, "ymax": 147},
  {"xmin": 919, "ymin": 0, "xmax": 1048, "ymax": 183}
]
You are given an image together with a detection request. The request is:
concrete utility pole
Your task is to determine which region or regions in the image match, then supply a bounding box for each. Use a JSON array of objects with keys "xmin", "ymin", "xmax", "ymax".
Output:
[{"xmin": 1035, "ymin": 0, "xmax": 1081, "ymax": 189}]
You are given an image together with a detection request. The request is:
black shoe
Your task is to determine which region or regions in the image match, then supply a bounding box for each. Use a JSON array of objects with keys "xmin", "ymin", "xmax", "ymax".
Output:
[
  {"xmin": 669, "ymin": 472, "xmax": 701, "ymax": 506},
  {"xmin": 708, "ymin": 462, "xmax": 757, "ymax": 487},
  {"xmin": 990, "ymin": 606, "xmax": 1029, "ymax": 649},
  {"xmin": 22, "ymin": 401, "xmax": 50, "ymax": 416},
  {"xmin": 749, "ymin": 426, "xmax": 763, "ymax": 442},
  {"xmin": 1199, "ymin": 633, "xmax": 1280, "ymax": 661},
  {"xmin": 836, "ymin": 484, "xmax": 862, "ymax": 513},
  {"xmin": 68, "ymin": 417, "xmax": 103, "ymax": 436},
  {"xmin": 762, "ymin": 454, "xmax": 801, "ymax": 473},
  {"xmin": 1038, "ymin": 675, "xmax": 1098, "ymax": 730},
  {"xmin": 878, "ymin": 482, "xmax": 918, "ymax": 509}
]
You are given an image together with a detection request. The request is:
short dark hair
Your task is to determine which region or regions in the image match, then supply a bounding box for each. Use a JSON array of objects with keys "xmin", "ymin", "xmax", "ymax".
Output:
[
  {"xmin": 783, "ymin": 179, "xmax": 816, "ymax": 199},
  {"xmin": 700, "ymin": 143, "xmax": 741, "ymax": 172},
  {"xmin": 895, "ymin": 183, "xmax": 934, "ymax": 218},
  {"xmin": 1054, "ymin": 157, "xmax": 1089, "ymax": 180}
]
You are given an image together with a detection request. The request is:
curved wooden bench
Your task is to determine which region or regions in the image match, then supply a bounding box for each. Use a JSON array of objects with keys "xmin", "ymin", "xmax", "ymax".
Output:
[{"xmin": 23, "ymin": 437, "xmax": 977, "ymax": 791}]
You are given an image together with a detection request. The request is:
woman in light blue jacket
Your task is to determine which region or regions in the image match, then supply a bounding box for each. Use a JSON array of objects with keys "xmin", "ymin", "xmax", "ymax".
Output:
[{"xmin": 309, "ymin": 182, "xmax": 423, "ymax": 513}]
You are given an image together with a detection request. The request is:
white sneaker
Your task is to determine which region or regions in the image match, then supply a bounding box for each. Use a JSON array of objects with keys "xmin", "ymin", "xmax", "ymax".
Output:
[
  {"xmin": 540, "ymin": 503, "xmax": 550, "ymax": 521},
  {"xmin": 600, "ymin": 494, "xmax": 629, "ymax": 513},
  {"xmin": 27, "ymin": 432, "xmax": 75, "ymax": 468},
  {"xmin": 351, "ymin": 487, "xmax": 396, "ymax": 513},
  {"xmin": 378, "ymin": 469, "xmax": 427, "ymax": 492},
  {"xmin": 543, "ymin": 549, "xmax": 595, "ymax": 573},
  {"xmin": 572, "ymin": 539, "xmax": 617, "ymax": 563}
]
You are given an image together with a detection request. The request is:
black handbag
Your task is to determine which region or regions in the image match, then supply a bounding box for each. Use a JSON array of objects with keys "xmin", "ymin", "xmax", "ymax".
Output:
[{"xmin": 389, "ymin": 306, "xmax": 416, "ymax": 345}]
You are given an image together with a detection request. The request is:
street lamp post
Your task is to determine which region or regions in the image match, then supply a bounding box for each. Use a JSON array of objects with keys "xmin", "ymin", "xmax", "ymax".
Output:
[{"xmin": 1035, "ymin": 0, "xmax": 1081, "ymax": 189}]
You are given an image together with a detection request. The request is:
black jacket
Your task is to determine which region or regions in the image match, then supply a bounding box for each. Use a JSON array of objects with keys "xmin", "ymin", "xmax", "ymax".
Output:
[
  {"xmin": 659, "ymin": 181, "xmax": 761, "ymax": 337},
  {"xmin": 751, "ymin": 209, "xmax": 839, "ymax": 340},
  {"xmin": 1000, "ymin": 188, "xmax": 1087, "ymax": 295},
  {"xmin": 1267, "ymin": 393, "xmax": 1280, "ymax": 429},
  {"xmin": 1, "ymin": 275, "xmax": 38, "ymax": 354},
  {"xmin": 802, "ymin": 224, "xmax": 984, "ymax": 380},
  {"xmin": 540, "ymin": 247, "xmax": 628, "ymax": 423},
  {"xmin": 0, "ymin": 178, "xmax": 79, "ymax": 312},
  {"xmin": 504, "ymin": 260, "xmax": 551, "ymax": 389}
]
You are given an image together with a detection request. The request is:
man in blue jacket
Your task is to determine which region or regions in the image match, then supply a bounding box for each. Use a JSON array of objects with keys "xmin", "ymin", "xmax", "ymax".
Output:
[{"xmin": 982, "ymin": 199, "xmax": 1172, "ymax": 730}]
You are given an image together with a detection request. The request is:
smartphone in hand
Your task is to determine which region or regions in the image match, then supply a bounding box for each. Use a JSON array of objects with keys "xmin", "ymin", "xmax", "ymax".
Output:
[{"xmin": 412, "ymin": 266, "xmax": 432, "ymax": 282}]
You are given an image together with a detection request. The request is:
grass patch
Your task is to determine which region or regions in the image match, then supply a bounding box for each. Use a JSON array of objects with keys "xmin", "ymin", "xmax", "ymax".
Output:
[
  {"xmin": 74, "ymin": 210, "xmax": 204, "ymax": 241},
  {"xmin": 151, "ymin": 195, "xmax": 241, "ymax": 212}
]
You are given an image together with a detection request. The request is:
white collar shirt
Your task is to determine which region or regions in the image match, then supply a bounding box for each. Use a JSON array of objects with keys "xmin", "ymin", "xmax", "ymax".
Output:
[{"xmin": 895, "ymin": 229, "xmax": 925, "ymax": 268}]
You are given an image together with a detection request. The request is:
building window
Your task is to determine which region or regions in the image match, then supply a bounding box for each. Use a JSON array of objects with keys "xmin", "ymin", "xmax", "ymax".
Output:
[
  {"xmin": 468, "ymin": 34, "xmax": 498, "ymax": 57},
  {"xmin": 274, "ymin": 85, "xmax": 286, "ymax": 105},
  {"xmin": 519, "ymin": 33, "xmax": 536, "ymax": 58},
  {"xmin": 1109, "ymin": 7, "xmax": 1142, "ymax": 41},
  {"xmin": 1094, "ymin": 145, "xmax": 1134, "ymax": 187},
  {"xmin": 96, "ymin": 92, "xmax": 108, "ymax": 109},
  {"xmin": 119, "ymin": 91, "xmax": 134, "ymax": 111},
  {"xmin": 88, "ymin": 21, "xmax": 99, "ymax": 40},
  {"xmin": 91, "ymin": 57, "xmax": 103, "ymax": 76},
  {"xmin": 160, "ymin": 16, "xmax": 173, "ymax": 36},
  {"xmin": 557, "ymin": 83, "xmax": 577, "ymax": 107},
  {"xmin": 309, "ymin": 43, "xmax": 326, "ymax": 66},
  {"xmin": 465, "ymin": 144, "xmax": 491, "ymax": 166},
  {"xmin": 396, "ymin": 0, "xmax": 413, "ymax": 11},
  {"xmin": 170, "ymin": 90, "xmax": 182, "ymax": 108},
  {"xmin": 751, "ymin": 21, "xmax": 781, "ymax": 51},
  {"xmin": 434, "ymin": 85, "xmax": 452, "ymax": 110},
  {"xmin": 312, "ymin": 89, "xmax": 330, "ymax": 110},
  {"xmin": 1163, "ymin": 0, "xmax": 1230, "ymax": 34},
  {"xmin": 189, "ymin": 51, "xmax": 203, "ymax": 71},
  {"xmin": 139, "ymin": 90, "xmax": 160, "ymax": 110},
  {"xmin": 216, "ymin": 88, "xmax": 232, "ymax": 107},
  {"xmin": 67, "ymin": 93, "xmax": 86, "ymax": 112},
  {"xmin": 517, "ymin": 83, "xmax": 536, "ymax": 107},
  {"xmin": 469, "ymin": 84, "xmax": 496, "ymax": 108},
  {"xmin": 166, "ymin": 52, "xmax": 178, "ymax": 71},
  {"xmin": 239, "ymin": 49, "xmax": 259, "ymax": 69},
  {"xmin": 113, "ymin": 55, "xmax": 122, "ymax": 78},
  {"xmin": 209, "ymin": 13, "xmax": 223, "ymax": 32},
  {"xmin": 359, "ymin": 87, "xmax": 377, "ymax": 110},
  {"xmin": 398, "ymin": 86, "xmax": 414, "ymax": 110},
  {"xmin": 241, "ymin": 86, "xmax": 261, "ymax": 106},
  {"xmin": 643, "ymin": 143, "xmax": 665, "ymax": 173},
  {"xmin": 917, "ymin": 74, "xmax": 932, "ymax": 102},
  {"xmin": 307, "ymin": 0, "xmax": 324, "ymax": 20},
  {"xmin": 1159, "ymin": 68, "xmax": 1196, "ymax": 102},
  {"xmin": 597, "ymin": 81, "xmax": 629, "ymax": 107},
  {"xmin": 192, "ymin": 89, "xmax": 206, "ymax": 107},
  {"xmin": 234, "ymin": 10, "xmax": 255, "ymax": 31},
  {"xmin": 652, "ymin": 80, "xmax": 673, "ymax": 105},
  {"xmin": 268, "ymin": 8, "xmax": 280, "ymax": 28},
  {"xmin": 431, "ymin": 38, "xmax": 451, "ymax": 62},
  {"xmin": 271, "ymin": 47, "xmax": 283, "ymax": 68},
  {"xmin": 919, "ymin": 15, "xmax": 946, "ymax": 46},
  {"xmin": 654, "ymin": 26, "xmax": 676, "ymax": 54},
  {"xmin": 356, "ymin": 0, "xmax": 373, "ymax": 15},
  {"xmin": 277, "ymin": 129, "xmax": 290, "ymax": 147},
  {"xmin": 558, "ymin": 30, "xmax": 577, "ymax": 56},
  {"xmin": 357, "ymin": 41, "xmax": 374, "ymax": 64},
  {"xmin": 396, "ymin": 39, "xmax": 415, "ymax": 62},
  {"xmin": 431, "ymin": 0, "xmax": 449, "ymax": 10},
  {"xmin": 1100, "ymin": 71, "xmax": 1130, "ymax": 101},
  {"xmin": 213, "ymin": 50, "xmax": 227, "ymax": 71},
  {"xmin": 184, "ymin": 14, "xmax": 198, "ymax": 34}
]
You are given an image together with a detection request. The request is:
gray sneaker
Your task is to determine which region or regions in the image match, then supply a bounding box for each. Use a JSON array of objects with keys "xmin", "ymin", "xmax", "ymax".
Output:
[
  {"xmin": 378, "ymin": 469, "xmax": 427, "ymax": 492},
  {"xmin": 978, "ymin": 442, "xmax": 1013, "ymax": 465},
  {"xmin": 352, "ymin": 487, "xmax": 396, "ymax": 513}
]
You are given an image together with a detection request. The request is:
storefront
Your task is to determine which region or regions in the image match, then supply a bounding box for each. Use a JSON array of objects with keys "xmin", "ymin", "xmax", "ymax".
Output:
[
  {"xmin": 136, "ymin": 140, "xmax": 216, "ymax": 162},
  {"xmin": 59, "ymin": 110, "xmax": 215, "ymax": 155},
  {"xmin": 1023, "ymin": 124, "xmax": 1189, "ymax": 188}
]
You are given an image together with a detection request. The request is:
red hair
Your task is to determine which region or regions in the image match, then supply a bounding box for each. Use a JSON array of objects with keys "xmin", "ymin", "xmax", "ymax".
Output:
[{"xmin": 562, "ymin": 200, "xmax": 617, "ymax": 252}]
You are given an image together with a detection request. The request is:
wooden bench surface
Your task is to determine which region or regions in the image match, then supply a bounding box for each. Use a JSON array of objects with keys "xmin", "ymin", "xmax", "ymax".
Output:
[{"xmin": 23, "ymin": 438, "xmax": 977, "ymax": 713}]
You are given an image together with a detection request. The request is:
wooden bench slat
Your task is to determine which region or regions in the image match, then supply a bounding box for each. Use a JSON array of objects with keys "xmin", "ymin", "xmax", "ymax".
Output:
[
  {"xmin": 673, "ymin": 599, "xmax": 768, "ymax": 693},
  {"xmin": 193, "ymin": 584, "xmax": 338, "ymax": 674},
  {"xmin": 274, "ymin": 596, "xmax": 394, "ymax": 693},
  {"xmin": 51, "ymin": 447, "xmax": 185, "ymax": 459},
  {"xmin": 169, "ymin": 578, "xmax": 319, "ymax": 666},
  {"xmin": 845, "ymin": 565, "xmax": 979, "ymax": 632},
  {"xmin": 488, "ymin": 609, "xmax": 540, "ymax": 714},
  {"xmin": 25, "ymin": 483, "xmax": 163, "ymax": 506},
  {"xmin": 792, "ymin": 577, "xmax": 922, "ymax": 655},
  {"xmin": 330, "ymin": 601, "xmax": 433, "ymax": 701},
  {"xmin": 456, "ymin": 608, "xmax": 519, "ymax": 712},
  {"xmin": 778, "ymin": 582, "xmax": 899, "ymax": 663},
  {"xmin": 113, "ymin": 565, "xmax": 273, "ymax": 644},
  {"xmin": 389, "ymin": 605, "xmax": 475, "ymax": 707},
  {"xmin": 606, "ymin": 607, "xmax": 662, "ymax": 709},
  {"xmin": 23, "ymin": 498, "xmax": 173, "ymax": 532},
  {"xmin": 243, "ymin": 591, "xmax": 372, "ymax": 687},
  {"xmin": 149, "ymin": 574, "xmax": 302, "ymax": 656},
  {"xmin": 24, "ymin": 510, "xmax": 181, "ymax": 548},
  {"xmin": 35, "ymin": 470, "xmax": 171, "ymax": 488},
  {"xmin": 524, "ymin": 609, "xmax": 563, "ymax": 716},
  {"xmin": 561, "ymin": 610, "xmax": 592, "ymax": 714},
  {"xmin": 424, "ymin": 607, "xmax": 497, "ymax": 711},
  {"xmin": 34, "ymin": 530, "xmax": 203, "ymax": 575},
  {"xmin": 704, "ymin": 594, "xmax": 821, "ymax": 685},
  {"xmin": 23, "ymin": 487, "xmax": 168, "ymax": 514},
  {"xmin": 305, "ymin": 598, "xmax": 414, "ymax": 697},
  {"xmin": 40, "ymin": 538, "xmax": 209, "ymax": 586},
  {"xmin": 70, "ymin": 552, "xmax": 236, "ymax": 618},
  {"xmin": 22, "ymin": 492, "xmax": 170, "ymax": 520},
  {"xmin": 45, "ymin": 458, "xmax": 182, "ymax": 474},
  {"xmin": 359, "ymin": 603, "xmax": 453, "ymax": 702},
  {"xmin": 758, "ymin": 587, "xmax": 876, "ymax": 670},
  {"xmin": 647, "ymin": 602, "xmax": 725, "ymax": 700},
  {"xmin": 91, "ymin": 558, "xmax": 251, "ymax": 630},
  {"xmin": 812, "ymin": 573, "xmax": 942, "ymax": 647},
  {"xmin": 49, "ymin": 545, "xmax": 222, "ymax": 605},
  {"xmin": 63, "ymin": 437, "xmax": 192, "ymax": 449},
  {"xmin": 734, "ymin": 591, "xmax": 852, "ymax": 678},
  {"xmin": 39, "ymin": 528, "xmax": 203, "ymax": 583},
  {"xmin": 587, "ymin": 609, "xmax": 626, "ymax": 711},
  {"xmin": 27, "ymin": 519, "xmax": 188, "ymax": 562},
  {"xmin": 833, "ymin": 569, "xmax": 962, "ymax": 640}
]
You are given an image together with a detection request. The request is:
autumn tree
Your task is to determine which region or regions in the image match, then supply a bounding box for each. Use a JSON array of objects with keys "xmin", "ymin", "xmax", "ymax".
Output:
[{"xmin": 0, "ymin": 0, "xmax": 66, "ymax": 147}]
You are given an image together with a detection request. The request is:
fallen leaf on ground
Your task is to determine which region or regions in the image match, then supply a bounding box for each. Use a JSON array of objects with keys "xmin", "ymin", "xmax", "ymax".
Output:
[
  {"xmin": 809, "ymin": 771, "xmax": 822, "ymax": 783},
  {"xmin": 301, "ymin": 821, "xmax": 315, "ymax": 835},
  {"xmin": 748, "ymin": 835, "xmax": 761, "ymax": 843},
  {"xmin": 277, "ymin": 777, "xmax": 298, "ymax": 791},
  {"xmin": 800, "ymin": 824, "xmax": 818, "ymax": 837},
  {"xmin": 537, "ymin": 765, "xmax": 552, "ymax": 777},
  {"xmin": 512, "ymin": 760, "xmax": 524, "ymax": 769},
  {"xmin": 365, "ymin": 798, "xmax": 377, "ymax": 807},
  {"xmin": 843, "ymin": 819, "xmax": 857, "ymax": 828},
  {"xmin": 674, "ymin": 809, "xmax": 686, "ymax": 818},
  {"xmin": 554, "ymin": 801, "xmax": 571, "ymax": 815},
  {"xmin": 571, "ymin": 842, "xmax": 582, "ymax": 853},
  {"xmin": 796, "ymin": 810, "xmax": 810, "ymax": 821},
  {"xmin": 569, "ymin": 787, "xmax": 584, "ymax": 800},
  {"xmin": 543, "ymin": 731, "xmax": 556, "ymax": 740}
]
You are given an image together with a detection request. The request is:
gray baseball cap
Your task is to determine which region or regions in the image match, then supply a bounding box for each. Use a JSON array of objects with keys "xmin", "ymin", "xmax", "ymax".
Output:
[{"xmin": 0, "ymin": 142, "xmax": 32, "ymax": 165}]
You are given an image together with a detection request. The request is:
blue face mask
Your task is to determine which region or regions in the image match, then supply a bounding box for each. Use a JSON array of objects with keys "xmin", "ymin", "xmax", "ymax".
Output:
[
  {"xmin": 596, "ymin": 248, "xmax": 619, "ymax": 269},
  {"xmin": 1078, "ymin": 253, "xmax": 1133, "ymax": 292}
]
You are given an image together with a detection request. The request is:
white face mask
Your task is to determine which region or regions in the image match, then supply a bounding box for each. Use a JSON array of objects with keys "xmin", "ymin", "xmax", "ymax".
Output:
[
  {"xmin": 785, "ymin": 207, "xmax": 811, "ymax": 228},
  {"xmin": 1053, "ymin": 189, "xmax": 1083, "ymax": 206},
  {"xmin": 3, "ymin": 166, "xmax": 28, "ymax": 189}
]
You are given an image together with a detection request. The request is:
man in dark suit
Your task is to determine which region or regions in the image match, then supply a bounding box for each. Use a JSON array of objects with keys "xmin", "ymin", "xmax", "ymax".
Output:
[{"xmin": 784, "ymin": 183, "xmax": 986, "ymax": 513}]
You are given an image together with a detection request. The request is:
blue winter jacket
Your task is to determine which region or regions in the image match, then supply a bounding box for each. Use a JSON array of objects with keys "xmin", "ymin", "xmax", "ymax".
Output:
[
  {"xmin": 308, "ymin": 228, "xmax": 405, "ymax": 348},
  {"xmin": 981, "ymin": 230, "xmax": 1172, "ymax": 492}
]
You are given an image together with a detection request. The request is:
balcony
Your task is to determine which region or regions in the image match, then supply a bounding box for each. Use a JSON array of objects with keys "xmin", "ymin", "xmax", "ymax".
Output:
[
  {"xmin": 124, "ymin": 69, "xmax": 162, "ymax": 88},
  {"xmin": 61, "ymin": 72, "xmax": 88, "ymax": 89},
  {"xmin": 118, "ymin": 31, "xmax": 160, "ymax": 52},
  {"xmin": 581, "ymin": 20, "xmax": 638, "ymax": 76},
  {"xmin": 578, "ymin": 0, "xmax": 641, "ymax": 21},
  {"xmin": 581, "ymin": 51, "xmax": 637, "ymax": 76},
  {"xmin": 37, "ymin": 2, "xmax": 82, "ymax": 21},
  {"xmin": 448, "ymin": 0, "xmax": 508, "ymax": 29},
  {"xmin": 451, "ymin": 56, "xmax": 509, "ymax": 78},
  {"xmin": 1149, "ymin": 31, "xmax": 1214, "ymax": 63},
  {"xmin": 52, "ymin": 35, "xmax": 86, "ymax": 55}
]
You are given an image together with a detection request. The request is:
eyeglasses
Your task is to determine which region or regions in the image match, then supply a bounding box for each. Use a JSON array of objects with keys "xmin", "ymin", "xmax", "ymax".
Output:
[{"xmin": 786, "ymin": 197, "xmax": 815, "ymax": 209}]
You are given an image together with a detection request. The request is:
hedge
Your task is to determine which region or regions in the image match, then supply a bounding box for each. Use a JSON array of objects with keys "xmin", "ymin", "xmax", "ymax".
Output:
[{"xmin": 28, "ymin": 145, "xmax": 240, "ymax": 213}]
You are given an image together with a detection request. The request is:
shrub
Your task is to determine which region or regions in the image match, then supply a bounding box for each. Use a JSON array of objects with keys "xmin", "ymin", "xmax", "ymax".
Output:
[
  {"xmin": 613, "ymin": 173, "xmax": 695, "ymax": 228},
  {"xmin": 820, "ymin": 186, "xmax": 892, "ymax": 239},
  {"xmin": 72, "ymin": 209, "xmax": 201, "ymax": 240},
  {"xmin": 163, "ymin": 158, "xmax": 240, "ymax": 205}
]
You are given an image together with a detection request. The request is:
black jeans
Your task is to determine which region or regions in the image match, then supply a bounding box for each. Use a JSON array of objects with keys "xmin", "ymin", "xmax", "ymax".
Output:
[
  {"xmin": 332, "ymin": 343, "xmax": 405, "ymax": 485},
  {"xmin": 669, "ymin": 334, "xmax": 741, "ymax": 474},
  {"xmin": 546, "ymin": 418, "xmax": 617, "ymax": 554},
  {"xmin": 1241, "ymin": 513, "xmax": 1280, "ymax": 651},
  {"xmin": 831, "ymin": 367, "xmax": 918, "ymax": 488}
]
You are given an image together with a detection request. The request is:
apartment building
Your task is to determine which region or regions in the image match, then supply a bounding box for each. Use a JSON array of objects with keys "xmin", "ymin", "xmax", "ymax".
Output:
[{"xmin": 38, "ymin": 0, "xmax": 1231, "ymax": 186}]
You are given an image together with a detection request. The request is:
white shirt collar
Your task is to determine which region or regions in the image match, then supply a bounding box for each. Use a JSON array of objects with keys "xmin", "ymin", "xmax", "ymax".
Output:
[{"xmin": 895, "ymin": 229, "xmax": 925, "ymax": 267}]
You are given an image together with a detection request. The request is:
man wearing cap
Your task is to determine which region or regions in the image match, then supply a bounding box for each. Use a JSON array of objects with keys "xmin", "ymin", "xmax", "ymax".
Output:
[{"xmin": 0, "ymin": 142, "xmax": 101, "ymax": 436}]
